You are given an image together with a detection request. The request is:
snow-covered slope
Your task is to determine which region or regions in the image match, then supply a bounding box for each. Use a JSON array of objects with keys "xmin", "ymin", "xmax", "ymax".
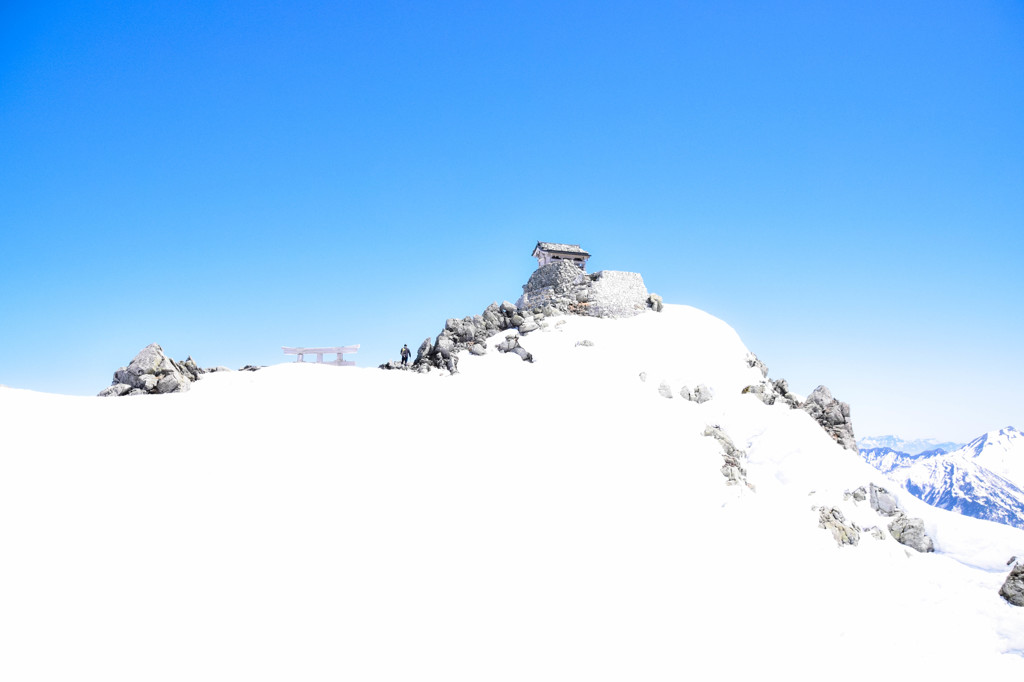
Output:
[
  {"xmin": 864, "ymin": 427, "xmax": 1024, "ymax": 531},
  {"xmin": 2, "ymin": 305, "xmax": 1023, "ymax": 680},
  {"xmin": 859, "ymin": 434, "xmax": 964, "ymax": 455}
]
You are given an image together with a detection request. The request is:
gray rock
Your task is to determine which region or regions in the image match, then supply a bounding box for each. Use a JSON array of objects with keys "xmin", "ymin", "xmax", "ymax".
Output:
[
  {"xmin": 136, "ymin": 374, "xmax": 159, "ymax": 392},
  {"xmin": 469, "ymin": 344, "xmax": 486, "ymax": 356},
  {"xmin": 845, "ymin": 486, "xmax": 868, "ymax": 502},
  {"xmin": 742, "ymin": 382, "xmax": 776, "ymax": 405},
  {"xmin": 1000, "ymin": 563, "xmax": 1024, "ymax": 606},
  {"xmin": 818, "ymin": 506, "xmax": 860, "ymax": 546},
  {"xmin": 98, "ymin": 343, "xmax": 193, "ymax": 396},
  {"xmin": 693, "ymin": 384, "xmax": 714, "ymax": 404},
  {"xmin": 869, "ymin": 483, "xmax": 901, "ymax": 517},
  {"xmin": 801, "ymin": 385, "xmax": 858, "ymax": 451},
  {"xmin": 156, "ymin": 373, "xmax": 185, "ymax": 394},
  {"xmin": 639, "ymin": 372, "xmax": 647, "ymax": 383},
  {"xmin": 679, "ymin": 385, "xmax": 693, "ymax": 400},
  {"xmin": 742, "ymin": 378, "xmax": 801, "ymax": 408},
  {"xmin": 746, "ymin": 352, "xmax": 769, "ymax": 378},
  {"xmin": 658, "ymin": 382, "xmax": 674, "ymax": 399},
  {"xmin": 888, "ymin": 513, "xmax": 935, "ymax": 553},
  {"xmin": 496, "ymin": 335, "xmax": 533, "ymax": 362},
  {"xmin": 97, "ymin": 383, "xmax": 132, "ymax": 397},
  {"xmin": 510, "ymin": 313, "xmax": 525, "ymax": 327},
  {"xmin": 866, "ymin": 526, "xmax": 886, "ymax": 541},
  {"xmin": 518, "ymin": 318, "xmax": 540, "ymax": 334},
  {"xmin": 703, "ymin": 425, "xmax": 752, "ymax": 489},
  {"xmin": 648, "ymin": 293, "xmax": 664, "ymax": 312},
  {"xmin": 413, "ymin": 337, "xmax": 433, "ymax": 366},
  {"xmin": 575, "ymin": 339, "xmax": 594, "ymax": 347}
]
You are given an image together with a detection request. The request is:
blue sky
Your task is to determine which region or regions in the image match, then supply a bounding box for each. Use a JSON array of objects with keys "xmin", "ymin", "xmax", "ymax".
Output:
[{"xmin": 2, "ymin": 1, "xmax": 1022, "ymax": 441}]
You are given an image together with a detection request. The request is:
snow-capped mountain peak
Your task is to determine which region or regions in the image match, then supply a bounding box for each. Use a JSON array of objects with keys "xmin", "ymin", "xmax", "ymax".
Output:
[{"xmin": 861, "ymin": 426, "xmax": 1024, "ymax": 532}]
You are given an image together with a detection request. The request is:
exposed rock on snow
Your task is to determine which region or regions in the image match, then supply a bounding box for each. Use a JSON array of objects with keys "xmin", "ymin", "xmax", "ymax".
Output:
[
  {"xmin": 703, "ymin": 424, "xmax": 752, "ymax": 489},
  {"xmin": 647, "ymin": 293, "xmax": 664, "ymax": 312},
  {"xmin": 741, "ymin": 379, "xmax": 800, "ymax": 408},
  {"xmin": 98, "ymin": 343, "xmax": 201, "ymax": 396},
  {"xmin": 496, "ymin": 335, "xmax": 533, "ymax": 363},
  {"xmin": 818, "ymin": 506, "xmax": 861, "ymax": 546},
  {"xmin": 838, "ymin": 482, "xmax": 935, "ymax": 552},
  {"xmin": 869, "ymin": 483, "xmax": 901, "ymax": 517},
  {"xmin": 746, "ymin": 352, "xmax": 768, "ymax": 378},
  {"xmin": 680, "ymin": 384, "xmax": 714, "ymax": 404},
  {"xmin": 888, "ymin": 513, "xmax": 935, "ymax": 553},
  {"xmin": 801, "ymin": 385, "xmax": 857, "ymax": 451},
  {"xmin": 1002, "ymin": 563, "xmax": 1024, "ymax": 607}
]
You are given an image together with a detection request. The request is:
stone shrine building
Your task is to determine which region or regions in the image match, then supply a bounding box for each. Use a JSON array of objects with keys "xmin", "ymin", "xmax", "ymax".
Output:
[{"xmin": 531, "ymin": 242, "xmax": 590, "ymax": 271}]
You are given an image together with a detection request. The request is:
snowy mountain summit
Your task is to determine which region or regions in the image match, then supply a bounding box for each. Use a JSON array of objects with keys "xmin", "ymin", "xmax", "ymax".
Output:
[
  {"xmin": 4, "ymin": 296, "xmax": 1024, "ymax": 678},
  {"xmin": 863, "ymin": 427, "xmax": 1024, "ymax": 531},
  {"xmin": 858, "ymin": 434, "xmax": 964, "ymax": 455}
]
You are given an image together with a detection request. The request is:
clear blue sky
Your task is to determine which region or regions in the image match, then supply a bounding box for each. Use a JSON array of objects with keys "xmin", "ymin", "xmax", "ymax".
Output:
[{"xmin": 2, "ymin": 1, "xmax": 1022, "ymax": 442}]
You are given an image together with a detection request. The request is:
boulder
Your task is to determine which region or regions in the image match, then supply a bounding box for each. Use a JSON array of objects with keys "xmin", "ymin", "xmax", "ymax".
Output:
[
  {"xmin": 413, "ymin": 337, "xmax": 434, "ymax": 366},
  {"xmin": 648, "ymin": 293, "xmax": 664, "ymax": 312},
  {"xmin": 97, "ymin": 383, "xmax": 132, "ymax": 397},
  {"xmin": 869, "ymin": 483, "xmax": 901, "ymax": 517},
  {"xmin": 999, "ymin": 563, "xmax": 1024, "ymax": 607},
  {"xmin": 818, "ymin": 506, "xmax": 860, "ymax": 546},
  {"xmin": 496, "ymin": 335, "xmax": 533, "ymax": 363},
  {"xmin": 801, "ymin": 385, "xmax": 858, "ymax": 451},
  {"xmin": 518, "ymin": 318, "xmax": 540, "ymax": 334},
  {"xmin": 693, "ymin": 385, "xmax": 714, "ymax": 404},
  {"xmin": 888, "ymin": 513, "xmax": 935, "ymax": 553}
]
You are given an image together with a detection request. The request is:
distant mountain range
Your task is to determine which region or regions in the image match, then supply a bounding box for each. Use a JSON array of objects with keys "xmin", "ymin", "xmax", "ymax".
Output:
[
  {"xmin": 860, "ymin": 427, "xmax": 1024, "ymax": 530},
  {"xmin": 858, "ymin": 434, "xmax": 965, "ymax": 456}
]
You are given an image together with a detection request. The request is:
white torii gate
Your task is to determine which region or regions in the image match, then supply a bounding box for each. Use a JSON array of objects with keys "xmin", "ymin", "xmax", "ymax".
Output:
[{"xmin": 281, "ymin": 345, "xmax": 359, "ymax": 366}]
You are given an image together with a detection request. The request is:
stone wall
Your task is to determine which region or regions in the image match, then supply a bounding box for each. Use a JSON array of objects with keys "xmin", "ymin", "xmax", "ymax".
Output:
[
  {"xmin": 586, "ymin": 270, "xmax": 649, "ymax": 318},
  {"xmin": 515, "ymin": 262, "xmax": 649, "ymax": 320}
]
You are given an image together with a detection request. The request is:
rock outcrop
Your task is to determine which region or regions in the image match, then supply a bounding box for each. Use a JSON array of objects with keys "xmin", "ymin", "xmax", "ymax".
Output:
[
  {"xmin": 680, "ymin": 384, "xmax": 714, "ymax": 404},
  {"xmin": 801, "ymin": 385, "xmax": 857, "ymax": 452},
  {"xmin": 496, "ymin": 335, "xmax": 533, "ymax": 363},
  {"xmin": 888, "ymin": 513, "xmax": 935, "ymax": 553},
  {"xmin": 999, "ymin": 563, "xmax": 1024, "ymax": 607},
  {"xmin": 818, "ymin": 506, "xmax": 860, "ymax": 546},
  {"xmin": 703, "ymin": 425, "xmax": 753, "ymax": 490},
  {"xmin": 98, "ymin": 344, "xmax": 202, "ymax": 396},
  {"xmin": 835, "ymin": 482, "xmax": 935, "ymax": 552},
  {"xmin": 868, "ymin": 483, "xmax": 901, "ymax": 517},
  {"xmin": 741, "ymin": 354, "xmax": 801, "ymax": 409}
]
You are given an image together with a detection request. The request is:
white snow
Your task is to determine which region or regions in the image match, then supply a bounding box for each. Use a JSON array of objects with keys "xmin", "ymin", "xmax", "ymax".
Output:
[{"xmin": 2, "ymin": 304, "xmax": 1023, "ymax": 680}]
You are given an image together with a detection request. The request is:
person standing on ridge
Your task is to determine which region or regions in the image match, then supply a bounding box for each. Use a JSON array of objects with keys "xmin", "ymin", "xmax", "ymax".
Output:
[{"xmin": 400, "ymin": 344, "xmax": 411, "ymax": 366}]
